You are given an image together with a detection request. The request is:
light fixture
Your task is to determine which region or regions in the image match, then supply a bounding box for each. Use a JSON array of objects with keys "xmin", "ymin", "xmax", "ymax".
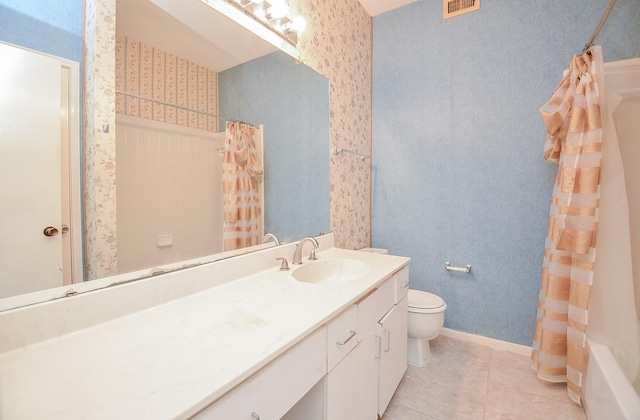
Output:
[
  {"xmin": 266, "ymin": 0, "xmax": 287, "ymax": 20},
  {"xmin": 228, "ymin": 0, "xmax": 304, "ymax": 46}
]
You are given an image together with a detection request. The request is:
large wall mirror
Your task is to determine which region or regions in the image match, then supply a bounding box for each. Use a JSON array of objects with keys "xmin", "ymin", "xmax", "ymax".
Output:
[{"xmin": 0, "ymin": 0, "xmax": 329, "ymax": 310}]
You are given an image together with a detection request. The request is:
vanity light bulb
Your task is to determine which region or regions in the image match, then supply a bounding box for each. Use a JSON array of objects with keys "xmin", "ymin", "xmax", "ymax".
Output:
[
  {"xmin": 290, "ymin": 16, "xmax": 306, "ymax": 32},
  {"xmin": 268, "ymin": 3, "xmax": 288, "ymax": 19}
]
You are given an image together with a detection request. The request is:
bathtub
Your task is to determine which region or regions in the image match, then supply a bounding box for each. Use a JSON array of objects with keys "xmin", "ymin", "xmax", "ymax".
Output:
[{"xmin": 583, "ymin": 339, "xmax": 640, "ymax": 420}]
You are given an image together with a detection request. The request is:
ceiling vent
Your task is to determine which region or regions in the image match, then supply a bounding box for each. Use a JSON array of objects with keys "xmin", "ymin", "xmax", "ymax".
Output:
[{"xmin": 444, "ymin": 0, "xmax": 480, "ymax": 19}]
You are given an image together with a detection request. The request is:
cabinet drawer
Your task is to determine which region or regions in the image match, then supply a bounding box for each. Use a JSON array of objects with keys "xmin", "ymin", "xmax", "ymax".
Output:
[
  {"xmin": 195, "ymin": 327, "xmax": 327, "ymax": 419},
  {"xmin": 327, "ymin": 305, "xmax": 358, "ymax": 372},
  {"xmin": 356, "ymin": 276, "xmax": 395, "ymax": 339},
  {"xmin": 395, "ymin": 266, "xmax": 409, "ymax": 303}
]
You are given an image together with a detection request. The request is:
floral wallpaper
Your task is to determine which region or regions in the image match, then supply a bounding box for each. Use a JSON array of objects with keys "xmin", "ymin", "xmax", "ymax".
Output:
[
  {"xmin": 85, "ymin": 0, "xmax": 372, "ymax": 277},
  {"xmin": 115, "ymin": 35, "xmax": 220, "ymax": 132},
  {"xmin": 84, "ymin": 0, "xmax": 117, "ymax": 280},
  {"xmin": 294, "ymin": 0, "xmax": 373, "ymax": 251}
]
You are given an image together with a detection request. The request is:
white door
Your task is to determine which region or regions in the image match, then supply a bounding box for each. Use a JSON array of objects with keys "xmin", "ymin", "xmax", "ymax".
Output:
[
  {"xmin": 378, "ymin": 296, "xmax": 408, "ymax": 416},
  {"xmin": 0, "ymin": 42, "xmax": 65, "ymax": 298},
  {"xmin": 326, "ymin": 327, "xmax": 379, "ymax": 420}
]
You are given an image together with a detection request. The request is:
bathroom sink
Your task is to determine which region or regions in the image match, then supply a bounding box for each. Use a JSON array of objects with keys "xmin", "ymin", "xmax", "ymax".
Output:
[{"xmin": 292, "ymin": 259, "xmax": 371, "ymax": 284}]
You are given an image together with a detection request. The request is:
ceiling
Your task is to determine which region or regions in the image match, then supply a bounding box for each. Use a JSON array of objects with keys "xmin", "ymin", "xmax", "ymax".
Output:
[
  {"xmin": 116, "ymin": 0, "xmax": 276, "ymax": 72},
  {"xmin": 358, "ymin": 0, "xmax": 419, "ymax": 16}
]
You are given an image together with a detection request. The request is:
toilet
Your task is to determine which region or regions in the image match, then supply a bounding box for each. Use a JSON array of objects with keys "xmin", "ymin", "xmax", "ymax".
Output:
[
  {"xmin": 358, "ymin": 247, "xmax": 447, "ymax": 367},
  {"xmin": 407, "ymin": 289, "xmax": 447, "ymax": 367}
]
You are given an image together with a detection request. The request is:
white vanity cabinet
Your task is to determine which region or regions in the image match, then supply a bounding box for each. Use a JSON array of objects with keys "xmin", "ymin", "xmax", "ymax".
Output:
[
  {"xmin": 194, "ymin": 327, "xmax": 327, "ymax": 420},
  {"xmin": 195, "ymin": 267, "xmax": 409, "ymax": 420},
  {"xmin": 325, "ymin": 266, "xmax": 409, "ymax": 419}
]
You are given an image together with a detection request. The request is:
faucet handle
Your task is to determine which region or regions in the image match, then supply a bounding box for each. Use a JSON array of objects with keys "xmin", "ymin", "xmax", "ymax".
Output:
[
  {"xmin": 309, "ymin": 247, "xmax": 318, "ymax": 260},
  {"xmin": 276, "ymin": 257, "xmax": 290, "ymax": 271}
]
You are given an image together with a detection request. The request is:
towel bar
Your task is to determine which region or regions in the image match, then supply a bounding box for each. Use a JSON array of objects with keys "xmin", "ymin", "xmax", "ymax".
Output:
[
  {"xmin": 333, "ymin": 146, "xmax": 370, "ymax": 161},
  {"xmin": 444, "ymin": 262, "xmax": 471, "ymax": 273}
]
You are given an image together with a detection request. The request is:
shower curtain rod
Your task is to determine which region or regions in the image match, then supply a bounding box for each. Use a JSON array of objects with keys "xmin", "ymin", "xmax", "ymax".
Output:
[
  {"xmin": 582, "ymin": 0, "xmax": 617, "ymax": 53},
  {"xmin": 115, "ymin": 90, "xmax": 260, "ymax": 128}
]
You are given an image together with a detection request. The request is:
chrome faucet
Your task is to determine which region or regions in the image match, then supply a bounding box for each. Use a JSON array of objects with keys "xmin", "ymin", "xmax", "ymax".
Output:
[
  {"xmin": 292, "ymin": 237, "xmax": 319, "ymax": 265},
  {"xmin": 263, "ymin": 233, "xmax": 280, "ymax": 246}
]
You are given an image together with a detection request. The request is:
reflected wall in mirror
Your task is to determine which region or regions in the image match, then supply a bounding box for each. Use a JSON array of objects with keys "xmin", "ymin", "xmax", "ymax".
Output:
[
  {"xmin": 219, "ymin": 50, "xmax": 330, "ymax": 241},
  {"xmin": 0, "ymin": 0, "xmax": 330, "ymax": 309}
]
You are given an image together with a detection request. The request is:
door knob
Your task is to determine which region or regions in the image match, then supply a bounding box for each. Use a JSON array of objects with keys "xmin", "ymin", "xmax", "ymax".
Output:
[{"xmin": 43, "ymin": 226, "xmax": 59, "ymax": 237}]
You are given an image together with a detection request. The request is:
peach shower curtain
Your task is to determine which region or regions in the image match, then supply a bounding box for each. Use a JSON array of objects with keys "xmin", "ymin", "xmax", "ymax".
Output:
[
  {"xmin": 223, "ymin": 121, "xmax": 263, "ymax": 251},
  {"xmin": 532, "ymin": 48, "xmax": 603, "ymax": 405}
]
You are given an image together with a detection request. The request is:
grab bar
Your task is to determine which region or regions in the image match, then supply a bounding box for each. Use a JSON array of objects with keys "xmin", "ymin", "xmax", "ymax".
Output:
[{"xmin": 445, "ymin": 262, "xmax": 471, "ymax": 273}]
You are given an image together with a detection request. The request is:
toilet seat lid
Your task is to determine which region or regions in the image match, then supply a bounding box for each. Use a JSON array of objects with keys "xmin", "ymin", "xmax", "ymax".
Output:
[{"xmin": 408, "ymin": 289, "xmax": 445, "ymax": 310}]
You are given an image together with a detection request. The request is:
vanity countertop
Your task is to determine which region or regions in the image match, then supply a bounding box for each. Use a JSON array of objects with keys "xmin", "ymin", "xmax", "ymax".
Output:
[{"xmin": 0, "ymin": 246, "xmax": 409, "ymax": 419}]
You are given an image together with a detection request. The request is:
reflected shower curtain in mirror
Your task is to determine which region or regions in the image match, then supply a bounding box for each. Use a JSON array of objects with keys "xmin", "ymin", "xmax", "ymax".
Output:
[
  {"xmin": 532, "ymin": 47, "xmax": 603, "ymax": 405},
  {"xmin": 223, "ymin": 121, "xmax": 263, "ymax": 251}
]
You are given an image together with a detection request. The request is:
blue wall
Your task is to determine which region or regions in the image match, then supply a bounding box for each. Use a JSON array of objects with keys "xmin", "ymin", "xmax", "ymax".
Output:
[
  {"xmin": 372, "ymin": 0, "xmax": 640, "ymax": 345},
  {"xmin": 0, "ymin": 0, "xmax": 83, "ymax": 62},
  {"xmin": 219, "ymin": 51, "xmax": 331, "ymax": 243}
]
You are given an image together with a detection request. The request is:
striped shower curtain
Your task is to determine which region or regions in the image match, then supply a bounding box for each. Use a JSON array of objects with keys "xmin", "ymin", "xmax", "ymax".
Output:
[
  {"xmin": 532, "ymin": 48, "xmax": 603, "ymax": 405},
  {"xmin": 223, "ymin": 121, "xmax": 263, "ymax": 251}
]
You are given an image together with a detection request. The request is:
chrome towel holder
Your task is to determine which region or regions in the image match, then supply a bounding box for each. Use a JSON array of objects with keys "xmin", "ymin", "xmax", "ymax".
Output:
[
  {"xmin": 333, "ymin": 146, "xmax": 370, "ymax": 161},
  {"xmin": 445, "ymin": 262, "xmax": 471, "ymax": 273}
]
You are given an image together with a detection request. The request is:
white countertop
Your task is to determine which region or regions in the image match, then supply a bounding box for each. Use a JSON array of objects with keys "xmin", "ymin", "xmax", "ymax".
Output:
[{"xmin": 0, "ymin": 246, "xmax": 409, "ymax": 419}]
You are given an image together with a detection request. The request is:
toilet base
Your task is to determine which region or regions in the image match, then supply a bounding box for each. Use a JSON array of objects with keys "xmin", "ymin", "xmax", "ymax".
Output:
[{"xmin": 407, "ymin": 336, "xmax": 432, "ymax": 367}]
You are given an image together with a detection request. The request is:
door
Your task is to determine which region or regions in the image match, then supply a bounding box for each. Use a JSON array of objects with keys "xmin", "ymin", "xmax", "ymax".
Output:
[
  {"xmin": 378, "ymin": 296, "xmax": 408, "ymax": 416},
  {"xmin": 326, "ymin": 326, "xmax": 379, "ymax": 420},
  {"xmin": 0, "ymin": 42, "xmax": 70, "ymax": 298}
]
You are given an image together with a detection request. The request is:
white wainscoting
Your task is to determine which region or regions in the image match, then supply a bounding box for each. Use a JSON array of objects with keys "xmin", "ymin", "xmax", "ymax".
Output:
[{"xmin": 116, "ymin": 114, "xmax": 225, "ymax": 273}]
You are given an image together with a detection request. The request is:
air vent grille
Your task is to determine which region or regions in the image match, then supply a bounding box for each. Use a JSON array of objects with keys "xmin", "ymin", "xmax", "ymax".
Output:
[{"xmin": 444, "ymin": 0, "xmax": 480, "ymax": 19}]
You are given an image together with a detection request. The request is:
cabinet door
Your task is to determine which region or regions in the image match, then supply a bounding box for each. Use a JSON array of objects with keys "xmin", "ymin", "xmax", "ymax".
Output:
[
  {"xmin": 325, "ymin": 327, "xmax": 379, "ymax": 420},
  {"xmin": 378, "ymin": 296, "xmax": 408, "ymax": 416}
]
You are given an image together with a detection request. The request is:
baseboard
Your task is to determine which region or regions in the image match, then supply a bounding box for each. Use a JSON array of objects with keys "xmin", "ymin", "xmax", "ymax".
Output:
[{"xmin": 440, "ymin": 328, "xmax": 532, "ymax": 357}]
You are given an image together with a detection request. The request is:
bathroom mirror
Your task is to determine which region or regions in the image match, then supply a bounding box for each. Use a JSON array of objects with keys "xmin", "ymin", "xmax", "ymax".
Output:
[{"xmin": 0, "ymin": 0, "xmax": 329, "ymax": 310}]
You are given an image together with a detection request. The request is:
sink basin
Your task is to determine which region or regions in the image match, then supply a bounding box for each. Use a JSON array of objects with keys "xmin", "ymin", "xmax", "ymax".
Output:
[{"xmin": 292, "ymin": 259, "xmax": 371, "ymax": 284}]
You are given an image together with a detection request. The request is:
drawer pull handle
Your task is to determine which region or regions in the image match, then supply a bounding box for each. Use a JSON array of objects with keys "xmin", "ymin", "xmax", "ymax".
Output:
[
  {"xmin": 384, "ymin": 329, "xmax": 391, "ymax": 352},
  {"xmin": 336, "ymin": 329, "xmax": 356, "ymax": 346},
  {"xmin": 251, "ymin": 412, "xmax": 260, "ymax": 420}
]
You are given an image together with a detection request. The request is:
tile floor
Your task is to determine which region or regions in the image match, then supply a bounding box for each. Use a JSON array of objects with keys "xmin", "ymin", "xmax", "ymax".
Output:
[{"xmin": 382, "ymin": 335, "xmax": 587, "ymax": 420}]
